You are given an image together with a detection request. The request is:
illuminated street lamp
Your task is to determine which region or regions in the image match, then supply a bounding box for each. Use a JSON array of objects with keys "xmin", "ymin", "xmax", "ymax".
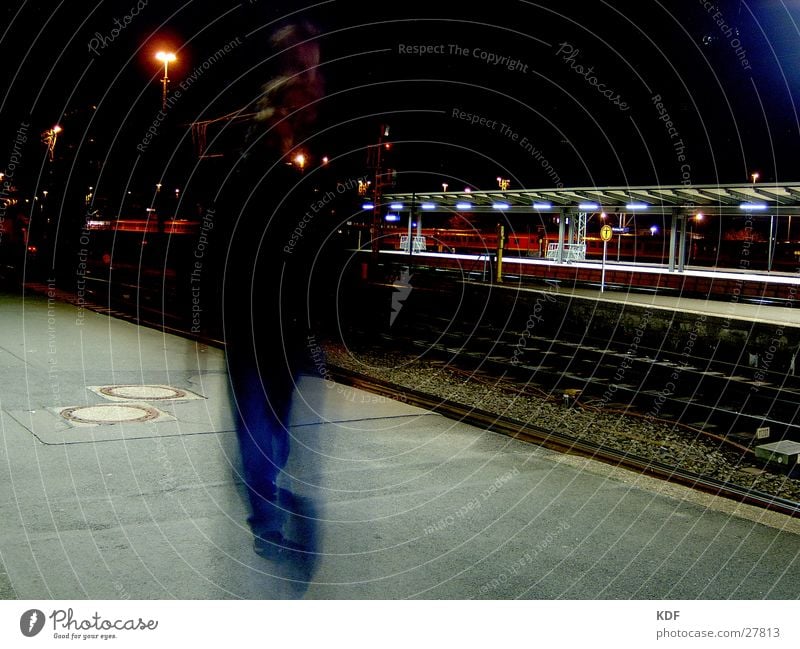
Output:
[
  {"xmin": 42, "ymin": 125, "xmax": 62, "ymax": 161},
  {"xmin": 155, "ymin": 51, "xmax": 177, "ymax": 111},
  {"xmin": 751, "ymin": 172, "xmax": 760, "ymax": 184},
  {"xmin": 293, "ymin": 153, "xmax": 306, "ymax": 171},
  {"xmin": 688, "ymin": 212, "xmax": 703, "ymax": 263}
]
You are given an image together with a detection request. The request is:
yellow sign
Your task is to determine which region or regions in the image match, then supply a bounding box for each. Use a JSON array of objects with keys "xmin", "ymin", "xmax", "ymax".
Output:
[{"xmin": 600, "ymin": 224, "xmax": 613, "ymax": 242}]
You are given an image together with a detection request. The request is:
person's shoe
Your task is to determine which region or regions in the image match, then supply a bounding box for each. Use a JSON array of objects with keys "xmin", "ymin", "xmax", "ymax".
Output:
[{"xmin": 252, "ymin": 532, "xmax": 287, "ymax": 560}]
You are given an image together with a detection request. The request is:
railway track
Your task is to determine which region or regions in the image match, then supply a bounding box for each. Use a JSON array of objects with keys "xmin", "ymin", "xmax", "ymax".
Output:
[{"xmin": 394, "ymin": 316, "xmax": 800, "ymax": 444}]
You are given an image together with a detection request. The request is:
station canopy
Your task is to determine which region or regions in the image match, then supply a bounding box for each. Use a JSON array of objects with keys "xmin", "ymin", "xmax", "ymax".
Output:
[{"xmin": 383, "ymin": 182, "xmax": 800, "ymax": 215}]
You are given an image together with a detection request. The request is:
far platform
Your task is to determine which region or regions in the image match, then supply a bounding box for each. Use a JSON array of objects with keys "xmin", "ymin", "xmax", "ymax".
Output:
[{"xmin": 380, "ymin": 249, "xmax": 800, "ymax": 325}]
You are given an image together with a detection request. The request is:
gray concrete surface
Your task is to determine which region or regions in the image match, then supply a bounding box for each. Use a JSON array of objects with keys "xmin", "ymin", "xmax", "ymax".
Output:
[{"xmin": 1, "ymin": 292, "xmax": 800, "ymax": 599}]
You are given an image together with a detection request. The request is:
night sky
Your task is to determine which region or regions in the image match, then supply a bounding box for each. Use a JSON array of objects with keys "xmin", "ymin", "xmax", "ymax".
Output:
[{"xmin": 2, "ymin": 0, "xmax": 800, "ymax": 219}]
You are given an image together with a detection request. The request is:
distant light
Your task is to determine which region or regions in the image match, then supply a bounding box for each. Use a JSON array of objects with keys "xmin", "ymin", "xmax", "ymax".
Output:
[
  {"xmin": 389, "ymin": 202, "xmax": 404, "ymax": 210},
  {"xmin": 650, "ymin": 225, "xmax": 659, "ymax": 235},
  {"xmin": 464, "ymin": 187, "xmax": 472, "ymax": 193},
  {"xmin": 421, "ymin": 202, "xmax": 436, "ymax": 210},
  {"xmin": 52, "ymin": 125, "xmax": 62, "ymax": 134},
  {"xmin": 456, "ymin": 202, "xmax": 472, "ymax": 210},
  {"xmin": 626, "ymin": 203, "xmax": 648, "ymax": 210},
  {"xmin": 385, "ymin": 214, "xmax": 400, "ymax": 222},
  {"xmin": 155, "ymin": 51, "xmax": 177, "ymax": 63},
  {"xmin": 321, "ymin": 156, "xmax": 329, "ymax": 165},
  {"xmin": 362, "ymin": 202, "xmax": 374, "ymax": 210},
  {"xmin": 739, "ymin": 203, "xmax": 768, "ymax": 211},
  {"xmin": 578, "ymin": 202, "xmax": 599, "ymax": 210},
  {"xmin": 600, "ymin": 212, "xmax": 607, "ymax": 219},
  {"xmin": 532, "ymin": 202, "xmax": 552, "ymax": 210},
  {"xmin": 493, "ymin": 202, "xmax": 510, "ymax": 210}
]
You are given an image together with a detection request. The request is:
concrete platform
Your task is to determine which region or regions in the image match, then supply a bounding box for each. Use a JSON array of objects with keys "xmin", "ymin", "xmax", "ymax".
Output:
[{"xmin": 2, "ymin": 292, "xmax": 800, "ymax": 599}]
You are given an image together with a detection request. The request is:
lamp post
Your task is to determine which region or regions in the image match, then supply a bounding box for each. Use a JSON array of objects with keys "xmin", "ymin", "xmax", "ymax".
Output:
[
  {"xmin": 155, "ymin": 51, "xmax": 176, "ymax": 111},
  {"xmin": 42, "ymin": 125, "xmax": 62, "ymax": 161},
  {"xmin": 688, "ymin": 213, "xmax": 703, "ymax": 264}
]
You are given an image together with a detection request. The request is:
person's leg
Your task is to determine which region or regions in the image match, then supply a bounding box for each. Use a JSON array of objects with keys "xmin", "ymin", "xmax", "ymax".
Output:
[{"xmin": 228, "ymin": 351, "xmax": 293, "ymax": 539}]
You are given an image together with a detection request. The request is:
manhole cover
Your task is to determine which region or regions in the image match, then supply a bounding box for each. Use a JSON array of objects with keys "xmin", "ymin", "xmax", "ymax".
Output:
[
  {"xmin": 60, "ymin": 404, "xmax": 161, "ymax": 424},
  {"xmin": 98, "ymin": 385, "xmax": 187, "ymax": 401}
]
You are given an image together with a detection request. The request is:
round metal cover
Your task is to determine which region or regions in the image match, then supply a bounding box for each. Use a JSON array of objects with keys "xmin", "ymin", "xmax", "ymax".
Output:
[
  {"xmin": 61, "ymin": 404, "xmax": 160, "ymax": 424},
  {"xmin": 98, "ymin": 385, "xmax": 187, "ymax": 401}
]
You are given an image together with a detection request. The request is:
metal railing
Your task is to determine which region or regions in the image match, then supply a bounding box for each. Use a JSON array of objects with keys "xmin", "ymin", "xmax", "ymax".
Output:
[
  {"xmin": 545, "ymin": 242, "xmax": 586, "ymax": 261},
  {"xmin": 399, "ymin": 235, "xmax": 427, "ymax": 253}
]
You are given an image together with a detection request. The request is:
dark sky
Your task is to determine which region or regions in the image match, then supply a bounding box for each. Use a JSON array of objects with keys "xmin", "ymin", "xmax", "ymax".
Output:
[{"xmin": 2, "ymin": 0, "xmax": 800, "ymax": 213}]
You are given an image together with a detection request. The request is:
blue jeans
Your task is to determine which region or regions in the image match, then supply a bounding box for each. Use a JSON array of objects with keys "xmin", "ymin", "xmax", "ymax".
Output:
[{"xmin": 227, "ymin": 349, "xmax": 295, "ymax": 537}]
